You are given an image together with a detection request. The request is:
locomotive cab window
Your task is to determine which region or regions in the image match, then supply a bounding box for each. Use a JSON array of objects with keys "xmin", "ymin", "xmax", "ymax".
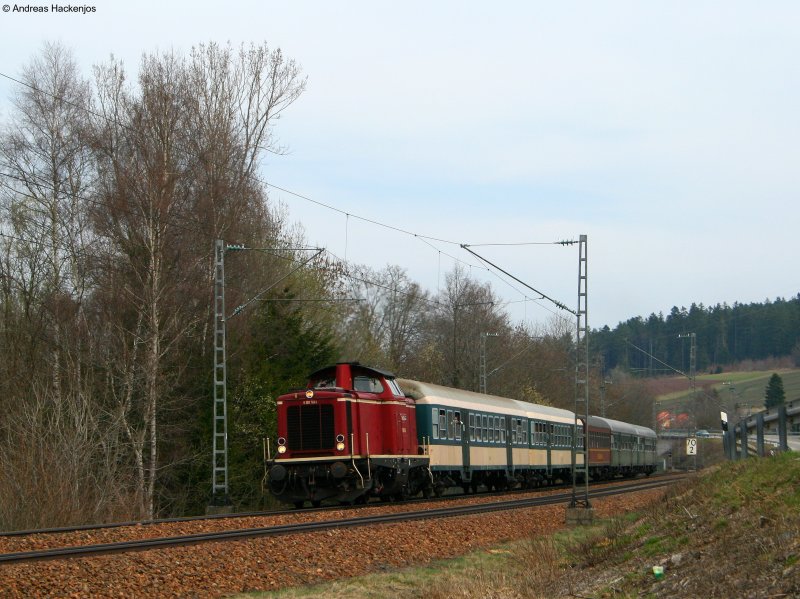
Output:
[
  {"xmin": 432, "ymin": 408, "xmax": 439, "ymax": 439},
  {"xmin": 354, "ymin": 376, "xmax": 384, "ymax": 394}
]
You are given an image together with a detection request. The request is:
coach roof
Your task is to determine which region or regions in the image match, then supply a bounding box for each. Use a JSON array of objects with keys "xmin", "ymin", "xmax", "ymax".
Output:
[
  {"xmin": 398, "ymin": 379, "xmax": 575, "ymax": 421},
  {"xmin": 588, "ymin": 416, "xmax": 656, "ymax": 438}
]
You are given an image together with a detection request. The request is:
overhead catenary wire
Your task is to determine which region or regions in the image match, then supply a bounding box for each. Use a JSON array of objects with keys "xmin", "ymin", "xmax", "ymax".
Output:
[{"xmin": 461, "ymin": 244, "xmax": 577, "ymax": 316}]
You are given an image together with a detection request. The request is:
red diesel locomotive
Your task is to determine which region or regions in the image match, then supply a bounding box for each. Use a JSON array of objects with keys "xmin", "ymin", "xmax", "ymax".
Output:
[{"xmin": 266, "ymin": 362, "xmax": 431, "ymax": 506}]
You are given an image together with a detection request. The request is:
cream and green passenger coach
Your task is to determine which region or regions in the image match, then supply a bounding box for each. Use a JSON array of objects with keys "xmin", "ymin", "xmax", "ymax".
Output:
[{"xmin": 399, "ymin": 379, "xmax": 585, "ymax": 494}]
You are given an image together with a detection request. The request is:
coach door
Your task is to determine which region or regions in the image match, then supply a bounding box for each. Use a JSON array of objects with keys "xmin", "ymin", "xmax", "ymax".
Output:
[
  {"xmin": 460, "ymin": 410, "xmax": 470, "ymax": 472},
  {"xmin": 505, "ymin": 415, "xmax": 513, "ymax": 471}
]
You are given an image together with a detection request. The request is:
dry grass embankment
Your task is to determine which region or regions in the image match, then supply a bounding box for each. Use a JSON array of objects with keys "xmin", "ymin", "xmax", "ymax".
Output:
[{"xmin": 253, "ymin": 453, "xmax": 800, "ymax": 599}]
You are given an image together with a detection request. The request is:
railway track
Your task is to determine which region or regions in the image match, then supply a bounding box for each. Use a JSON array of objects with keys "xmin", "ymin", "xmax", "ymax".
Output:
[
  {"xmin": 0, "ymin": 475, "xmax": 682, "ymax": 565},
  {"xmin": 0, "ymin": 471, "xmax": 687, "ymax": 539}
]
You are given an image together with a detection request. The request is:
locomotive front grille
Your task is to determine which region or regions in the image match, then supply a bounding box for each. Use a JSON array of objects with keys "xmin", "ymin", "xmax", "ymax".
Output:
[{"xmin": 287, "ymin": 404, "xmax": 335, "ymax": 451}]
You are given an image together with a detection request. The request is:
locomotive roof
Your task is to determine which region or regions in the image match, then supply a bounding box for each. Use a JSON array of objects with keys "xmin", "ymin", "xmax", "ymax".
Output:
[
  {"xmin": 397, "ymin": 379, "xmax": 576, "ymax": 423},
  {"xmin": 307, "ymin": 362, "xmax": 397, "ymax": 380},
  {"xmin": 588, "ymin": 416, "xmax": 656, "ymax": 438}
]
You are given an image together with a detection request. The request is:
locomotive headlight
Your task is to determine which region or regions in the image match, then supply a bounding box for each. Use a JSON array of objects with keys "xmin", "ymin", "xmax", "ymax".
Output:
[
  {"xmin": 277, "ymin": 445, "xmax": 287, "ymax": 454},
  {"xmin": 336, "ymin": 442, "xmax": 345, "ymax": 451}
]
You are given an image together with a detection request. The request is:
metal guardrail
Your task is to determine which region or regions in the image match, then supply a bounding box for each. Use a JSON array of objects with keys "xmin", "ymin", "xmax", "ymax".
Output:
[{"xmin": 727, "ymin": 402, "xmax": 799, "ymax": 459}]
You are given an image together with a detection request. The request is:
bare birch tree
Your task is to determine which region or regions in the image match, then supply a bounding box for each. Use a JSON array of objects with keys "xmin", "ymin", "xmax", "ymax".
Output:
[{"xmin": 88, "ymin": 43, "xmax": 306, "ymax": 518}]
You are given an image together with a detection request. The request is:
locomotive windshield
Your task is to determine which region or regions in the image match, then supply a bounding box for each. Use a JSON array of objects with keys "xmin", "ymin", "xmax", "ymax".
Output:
[
  {"xmin": 311, "ymin": 377, "xmax": 337, "ymax": 389},
  {"xmin": 386, "ymin": 378, "xmax": 404, "ymax": 397}
]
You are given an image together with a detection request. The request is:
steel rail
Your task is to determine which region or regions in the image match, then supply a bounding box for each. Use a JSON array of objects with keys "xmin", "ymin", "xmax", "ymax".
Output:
[
  {"xmin": 0, "ymin": 477, "xmax": 680, "ymax": 565},
  {"xmin": 0, "ymin": 472, "xmax": 684, "ymax": 539}
]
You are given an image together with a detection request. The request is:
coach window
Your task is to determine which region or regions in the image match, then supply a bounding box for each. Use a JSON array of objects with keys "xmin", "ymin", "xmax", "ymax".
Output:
[
  {"xmin": 537, "ymin": 422, "xmax": 547, "ymax": 446},
  {"xmin": 454, "ymin": 411, "xmax": 462, "ymax": 441},
  {"xmin": 447, "ymin": 410, "xmax": 455, "ymax": 439},
  {"xmin": 469, "ymin": 414, "xmax": 475, "ymax": 442},
  {"xmin": 482, "ymin": 414, "xmax": 488, "ymax": 442},
  {"xmin": 439, "ymin": 409, "xmax": 447, "ymax": 440},
  {"xmin": 432, "ymin": 408, "xmax": 439, "ymax": 439},
  {"xmin": 522, "ymin": 421, "xmax": 528, "ymax": 445},
  {"xmin": 500, "ymin": 419, "xmax": 506, "ymax": 444},
  {"xmin": 494, "ymin": 417, "xmax": 500, "ymax": 443}
]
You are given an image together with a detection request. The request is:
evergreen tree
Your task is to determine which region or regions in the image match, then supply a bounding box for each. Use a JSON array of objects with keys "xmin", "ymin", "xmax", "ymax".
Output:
[{"xmin": 764, "ymin": 373, "xmax": 786, "ymax": 409}]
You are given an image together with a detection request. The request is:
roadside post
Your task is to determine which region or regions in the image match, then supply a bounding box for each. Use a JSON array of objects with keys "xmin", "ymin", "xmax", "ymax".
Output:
[{"xmin": 686, "ymin": 437, "xmax": 697, "ymax": 471}]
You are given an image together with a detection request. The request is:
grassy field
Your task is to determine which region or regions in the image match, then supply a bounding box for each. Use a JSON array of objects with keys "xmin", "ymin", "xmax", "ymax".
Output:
[
  {"xmin": 652, "ymin": 368, "xmax": 800, "ymax": 415},
  {"xmin": 238, "ymin": 453, "xmax": 800, "ymax": 598}
]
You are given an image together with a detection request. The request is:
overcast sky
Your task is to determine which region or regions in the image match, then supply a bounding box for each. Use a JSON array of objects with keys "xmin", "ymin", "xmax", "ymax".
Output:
[{"xmin": 1, "ymin": 1, "xmax": 798, "ymax": 329}]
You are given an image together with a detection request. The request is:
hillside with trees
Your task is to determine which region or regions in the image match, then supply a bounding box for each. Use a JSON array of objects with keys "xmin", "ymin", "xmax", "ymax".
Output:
[{"xmin": 591, "ymin": 297, "xmax": 800, "ymax": 376}]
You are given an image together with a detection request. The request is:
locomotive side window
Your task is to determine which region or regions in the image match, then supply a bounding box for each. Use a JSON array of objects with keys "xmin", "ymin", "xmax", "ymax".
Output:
[
  {"xmin": 439, "ymin": 409, "xmax": 447, "ymax": 440},
  {"xmin": 500, "ymin": 419, "xmax": 506, "ymax": 443},
  {"xmin": 494, "ymin": 417, "xmax": 501, "ymax": 443},
  {"xmin": 454, "ymin": 411, "xmax": 462, "ymax": 441},
  {"xmin": 432, "ymin": 408, "xmax": 439, "ymax": 439},
  {"xmin": 447, "ymin": 410, "xmax": 455, "ymax": 439},
  {"xmin": 469, "ymin": 414, "xmax": 475, "ymax": 442},
  {"xmin": 354, "ymin": 376, "xmax": 384, "ymax": 394},
  {"xmin": 482, "ymin": 415, "xmax": 488, "ymax": 442}
]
